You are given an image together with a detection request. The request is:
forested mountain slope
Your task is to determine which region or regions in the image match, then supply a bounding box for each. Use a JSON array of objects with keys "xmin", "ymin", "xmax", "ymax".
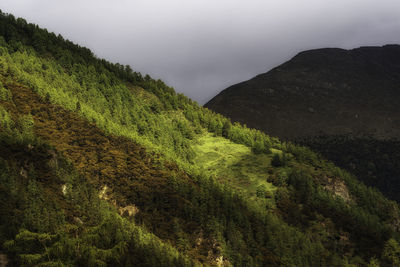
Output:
[
  {"xmin": 205, "ymin": 45, "xmax": 400, "ymax": 204},
  {"xmin": 297, "ymin": 135, "xmax": 400, "ymax": 203},
  {"xmin": 1, "ymin": 11, "xmax": 400, "ymax": 266}
]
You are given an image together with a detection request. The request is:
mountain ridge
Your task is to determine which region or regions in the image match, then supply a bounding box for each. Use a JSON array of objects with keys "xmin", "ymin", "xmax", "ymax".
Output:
[{"xmin": 205, "ymin": 44, "xmax": 400, "ymax": 140}]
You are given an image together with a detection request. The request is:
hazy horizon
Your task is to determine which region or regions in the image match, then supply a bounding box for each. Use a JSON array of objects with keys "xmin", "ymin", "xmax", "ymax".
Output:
[{"xmin": 2, "ymin": 0, "xmax": 400, "ymax": 104}]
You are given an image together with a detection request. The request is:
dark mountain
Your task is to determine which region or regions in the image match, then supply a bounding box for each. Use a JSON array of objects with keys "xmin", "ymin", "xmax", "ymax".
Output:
[{"xmin": 205, "ymin": 45, "xmax": 400, "ymax": 140}]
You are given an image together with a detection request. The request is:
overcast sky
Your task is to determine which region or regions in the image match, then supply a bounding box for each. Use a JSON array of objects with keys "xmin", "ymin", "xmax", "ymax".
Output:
[{"xmin": 1, "ymin": 0, "xmax": 400, "ymax": 104}]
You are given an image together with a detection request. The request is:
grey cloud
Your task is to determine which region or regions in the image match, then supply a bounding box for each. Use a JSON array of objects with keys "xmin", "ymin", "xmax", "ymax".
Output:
[{"xmin": 2, "ymin": 0, "xmax": 400, "ymax": 104}]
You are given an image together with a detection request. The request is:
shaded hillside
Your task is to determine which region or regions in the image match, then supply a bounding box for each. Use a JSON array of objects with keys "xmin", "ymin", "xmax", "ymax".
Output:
[
  {"xmin": 205, "ymin": 45, "xmax": 400, "ymax": 206},
  {"xmin": 298, "ymin": 136, "xmax": 400, "ymax": 202},
  {"xmin": 1, "ymin": 11, "xmax": 400, "ymax": 266},
  {"xmin": 205, "ymin": 45, "xmax": 400, "ymax": 140}
]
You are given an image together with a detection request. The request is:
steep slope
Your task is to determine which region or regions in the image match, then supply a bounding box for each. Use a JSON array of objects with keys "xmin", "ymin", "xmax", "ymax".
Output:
[
  {"xmin": 1, "ymin": 11, "xmax": 400, "ymax": 266},
  {"xmin": 298, "ymin": 135, "xmax": 400, "ymax": 202},
  {"xmin": 205, "ymin": 45, "xmax": 400, "ymax": 140},
  {"xmin": 0, "ymin": 104, "xmax": 198, "ymax": 266}
]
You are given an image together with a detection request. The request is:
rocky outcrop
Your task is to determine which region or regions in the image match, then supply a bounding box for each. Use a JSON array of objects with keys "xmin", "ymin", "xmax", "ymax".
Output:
[
  {"xmin": 323, "ymin": 177, "xmax": 351, "ymax": 203},
  {"xmin": 118, "ymin": 205, "xmax": 139, "ymax": 217},
  {"xmin": 0, "ymin": 252, "xmax": 8, "ymax": 267}
]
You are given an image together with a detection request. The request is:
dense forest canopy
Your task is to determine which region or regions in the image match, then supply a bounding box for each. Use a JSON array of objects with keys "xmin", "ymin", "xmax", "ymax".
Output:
[{"xmin": 0, "ymin": 10, "xmax": 400, "ymax": 266}]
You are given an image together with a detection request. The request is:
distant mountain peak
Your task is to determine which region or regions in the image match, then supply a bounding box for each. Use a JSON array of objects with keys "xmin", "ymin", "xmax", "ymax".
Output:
[{"xmin": 205, "ymin": 44, "xmax": 400, "ymax": 140}]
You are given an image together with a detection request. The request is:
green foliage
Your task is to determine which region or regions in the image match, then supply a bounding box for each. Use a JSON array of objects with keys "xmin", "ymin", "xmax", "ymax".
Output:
[
  {"xmin": 268, "ymin": 170, "xmax": 289, "ymax": 187},
  {"xmin": 367, "ymin": 258, "xmax": 380, "ymax": 267},
  {"xmin": 5, "ymin": 213, "xmax": 196, "ymax": 267},
  {"xmin": 271, "ymin": 152, "xmax": 290, "ymax": 167},
  {"xmin": 256, "ymin": 184, "xmax": 268, "ymax": 198},
  {"xmin": 0, "ymin": 109, "xmax": 37, "ymax": 145},
  {"xmin": 381, "ymin": 238, "xmax": 400, "ymax": 266},
  {"xmin": 0, "ymin": 10, "xmax": 400, "ymax": 266},
  {"xmin": 284, "ymin": 142, "xmax": 320, "ymax": 165},
  {"xmin": 1, "ymin": 45, "xmax": 200, "ymax": 164},
  {"xmin": 0, "ymin": 105, "xmax": 13, "ymax": 129},
  {"xmin": 0, "ymin": 80, "xmax": 11, "ymax": 100},
  {"xmin": 300, "ymin": 135, "xmax": 400, "ymax": 202},
  {"xmin": 192, "ymin": 133, "xmax": 276, "ymax": 208},
  {"xmin": 0, "ymin": 120, "xmax": 196, "ymax": 266}
]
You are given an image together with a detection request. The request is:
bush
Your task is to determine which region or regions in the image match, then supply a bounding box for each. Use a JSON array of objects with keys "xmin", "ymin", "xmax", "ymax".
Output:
[
  {"xmin": 0, "ymin": 81, "xmax": 12, "ymax": 101},
  {"xmin": 256, "ymin": 185, "xmax": 268, "ymax": 198},
  {"xmin": 271, "ymin": 153, "xmax": 290, "ymax": 167}
]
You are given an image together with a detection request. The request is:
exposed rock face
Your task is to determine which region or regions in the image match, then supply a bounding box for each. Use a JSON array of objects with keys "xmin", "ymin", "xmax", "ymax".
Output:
[
  {"xmin": 0, "ymin": 252, "xmax": 8, "ymax": 267},
  {"xmin": 323, "ymin": 177, "xmax": 351, "ymax": 203},
  {"xmin": 19, "ymin": 167, "xmax": 27, "ymax": 178},
  {"xmin": 73, "ymin": 217, "xmax": 84, "ymax": 226},
  {"xmin": 98, "ymin": 185, "xmax": 139, "ymax": 217},
  {"xmin": 61, "ymin": 184, "xmax": 68, "ymax": 195},
  {"xmin": 99, "ymin": 185, "xmax": 110, "ymax": 200},
  {"xmin": 215, "ymin": 255, "xmax": 224, "ymax": 267},
  {"xmin": 205, "ymin": 45, "xmax": 400, "ymax": 140},
  {"xmin": 119, "ymin": 205, "xmax": 139, "ymax": 217}
]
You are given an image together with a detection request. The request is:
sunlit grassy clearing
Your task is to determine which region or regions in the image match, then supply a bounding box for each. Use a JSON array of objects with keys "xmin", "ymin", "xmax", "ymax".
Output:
[{"xmin": 192, "ymin": 133, "xmax": 278, "ymax": 208}]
